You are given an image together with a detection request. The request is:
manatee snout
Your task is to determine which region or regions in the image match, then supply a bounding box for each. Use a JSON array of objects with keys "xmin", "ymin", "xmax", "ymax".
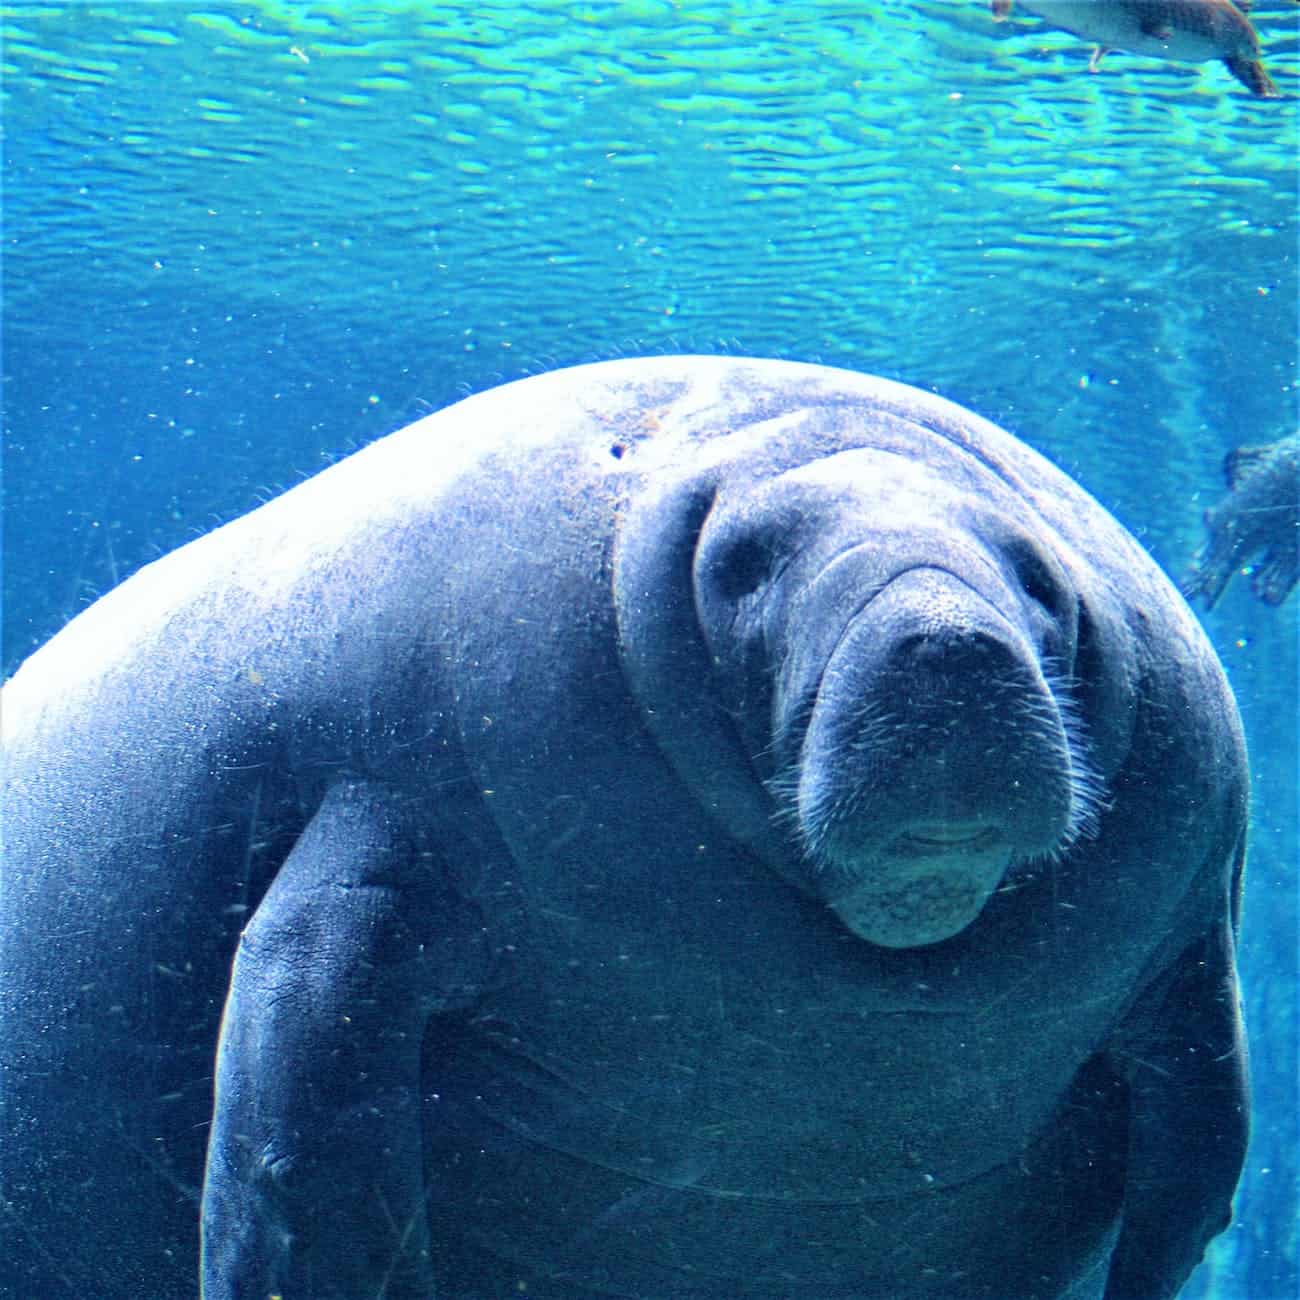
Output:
[{"xmin": 790, "ymin": 567, "xmax": 1093, "ymax": 949}]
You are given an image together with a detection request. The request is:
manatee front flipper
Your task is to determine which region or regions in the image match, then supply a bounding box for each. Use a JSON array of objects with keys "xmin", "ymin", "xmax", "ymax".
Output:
[
  {"xmin": 1184, "ymin": 435, "xmax": 1300, "ymax": 608},
  {"xmin": 1103, "ymin": 891, "xmax": 1249, "ymax": 1300},
  {"xmin": 201, "ymin": 779, "xmax": 484, "ymax": 1299},
  {"xmin": 1223, "ymin": 55, "xmax": 1279, "ymax": 98}
]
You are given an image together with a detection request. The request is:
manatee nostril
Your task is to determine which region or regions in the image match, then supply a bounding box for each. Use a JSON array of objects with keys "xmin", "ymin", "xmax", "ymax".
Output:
[
  {"xmin": 890, "ymin": 626, "xmax": 1007, "ymax": 675},
  {"xmin": 893, "ymin": 631, "xmax": 929, "ymax": 658}
]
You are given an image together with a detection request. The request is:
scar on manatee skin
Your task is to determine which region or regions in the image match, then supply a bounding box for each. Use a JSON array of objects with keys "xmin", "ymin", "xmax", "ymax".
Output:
[{"xmin": 605, "ymin": 405, "xmax": 668, "ymax": 459}]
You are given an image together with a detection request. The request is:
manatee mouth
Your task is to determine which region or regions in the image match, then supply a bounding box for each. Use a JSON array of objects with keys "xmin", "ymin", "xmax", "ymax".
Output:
[{"xmin": 891, "ymin": 823, "xmax": 1000, "ymax": 857}]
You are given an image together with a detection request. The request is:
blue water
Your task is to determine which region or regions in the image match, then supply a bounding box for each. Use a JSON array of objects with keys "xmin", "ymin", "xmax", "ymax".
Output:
[{"xmin": 2, "ymin": 2, "xmax": 1296, "ymax": 1295}]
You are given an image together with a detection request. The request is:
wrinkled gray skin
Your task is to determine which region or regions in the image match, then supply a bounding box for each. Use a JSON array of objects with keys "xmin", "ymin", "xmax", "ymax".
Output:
[
  {"xmin": 1183, "ymin": 431, "xmax": 1299, "ymax": 610},
  {"xmin": 1, "ymin": 358, "xmax": 1248, "ymax": 1300}
]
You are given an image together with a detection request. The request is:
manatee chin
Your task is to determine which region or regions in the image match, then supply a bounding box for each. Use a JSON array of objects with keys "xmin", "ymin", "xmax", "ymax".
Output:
[{"xmin": 824, "ymin": 824, "xmax": 1013, "ymax": 948}]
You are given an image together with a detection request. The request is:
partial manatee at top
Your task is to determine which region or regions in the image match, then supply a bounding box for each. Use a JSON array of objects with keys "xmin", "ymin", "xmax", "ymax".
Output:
[{"xmin": 991, "ymin": 0, "xmax": 1295, "ymax": 96}]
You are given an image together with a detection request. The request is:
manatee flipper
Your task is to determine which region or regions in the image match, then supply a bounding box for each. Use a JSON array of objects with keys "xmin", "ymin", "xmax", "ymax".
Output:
[
  {"xmin": 1225, "ymin": 442, "xmax": 1268, "ymax": 486},
  {"xmin": 1181, "ymin": 521, "xmax": 1239, "ymax": 609},
  {"xmin": 201, "ymin": 779, "xmax": 483, "ymax": 1300},
  {"xmin": 1183, "ymin": 434, "xmax": 1299, "ymax": 608},
  {"xmin": 1223, "ymin": 55, "xmax": 1279, "ymax": 97},
  {"xmin": 1103, "ymin": 862, "xmax": 1249, "ymax": 1300},
  {"xmin": 1251, "ymin": 537, "xmax": 1299, "ymax": 605},
  {"xmin": 1182, "ymin": 446, "xmax": 1269, "ymax": 608}
]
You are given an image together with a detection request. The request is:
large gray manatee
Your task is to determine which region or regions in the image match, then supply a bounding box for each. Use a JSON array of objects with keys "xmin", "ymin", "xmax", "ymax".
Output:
[{"xmin": 1, "ymin": 357, "xmax": 1248, "ymax": 1300}]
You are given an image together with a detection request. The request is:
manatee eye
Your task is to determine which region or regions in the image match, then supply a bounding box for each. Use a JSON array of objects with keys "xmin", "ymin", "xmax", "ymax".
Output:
[{"xmin": 712, "ymin": 534, "xmax": 777, "ymax": 601}]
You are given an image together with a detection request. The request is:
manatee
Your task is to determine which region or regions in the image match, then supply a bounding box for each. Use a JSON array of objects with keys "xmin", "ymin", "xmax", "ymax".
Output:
[
  {"xmin": 991, "ymin": 0, "xmax": 1282, "ymax": 96},
  {"xmin": 0, "ymin": 357, "xmax": 1249, "ymax": 1300},
  {"xmin": 1184, "ymin": 431, "xmax": 1299, "ymax": 609}
]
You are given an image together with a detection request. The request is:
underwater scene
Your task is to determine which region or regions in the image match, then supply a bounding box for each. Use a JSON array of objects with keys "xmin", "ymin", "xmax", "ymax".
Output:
[{"xmin": 2, "ymin": 2, "xmax": 1296, "ymax": 1298}]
